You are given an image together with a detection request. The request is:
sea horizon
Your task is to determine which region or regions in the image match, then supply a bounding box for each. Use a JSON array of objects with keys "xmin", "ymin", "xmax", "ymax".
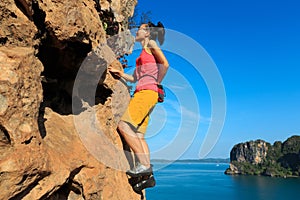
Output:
[
  {"xmin": 146, "ymin": 162, "xmax": 300, "ymax": 200},
  {"xmin": 150, "ymin": 157, "xmax": 230, "ymax": 163}
]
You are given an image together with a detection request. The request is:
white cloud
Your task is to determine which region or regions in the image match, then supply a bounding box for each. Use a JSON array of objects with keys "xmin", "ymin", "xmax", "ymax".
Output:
[
  {"xmin": 180, "ymin": 105, "xmax": 200, "ymax": 120},
  {"xmin": 167, "ymin": 84, "xmax": 188, "ymax": 90}
]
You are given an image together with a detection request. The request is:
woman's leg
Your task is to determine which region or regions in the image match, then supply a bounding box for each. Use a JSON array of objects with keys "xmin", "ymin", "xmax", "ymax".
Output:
[{"xmin": 118, "ymin": 120, "xmax": 150, "ymax": 168}]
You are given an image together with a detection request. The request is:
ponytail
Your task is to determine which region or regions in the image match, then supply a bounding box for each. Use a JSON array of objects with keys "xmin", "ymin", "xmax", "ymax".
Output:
[{"xmin": 147, "ymin": 21, "xmax": 165, "ymax": 45}]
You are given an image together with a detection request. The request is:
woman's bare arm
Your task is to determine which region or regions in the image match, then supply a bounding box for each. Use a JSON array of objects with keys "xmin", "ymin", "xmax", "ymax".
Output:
[{"xmin": 108, "ymin": 66, "xmax": 135, "ymax": 82}]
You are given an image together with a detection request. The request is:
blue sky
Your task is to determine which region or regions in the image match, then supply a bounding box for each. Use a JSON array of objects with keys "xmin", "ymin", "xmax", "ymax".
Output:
[{"xmin": 124, "ymin": 0, "xmax": 300, "ymax": 159}]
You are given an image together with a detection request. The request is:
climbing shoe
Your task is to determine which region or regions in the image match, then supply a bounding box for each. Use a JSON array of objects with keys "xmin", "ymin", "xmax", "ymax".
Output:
[
  {"xmin": 132, "ymin": 174, "xmax": 156, "ymax": 193},
  {"xmin": 126, "ymin": 163, "xmax": 153, "ymax": 177}
]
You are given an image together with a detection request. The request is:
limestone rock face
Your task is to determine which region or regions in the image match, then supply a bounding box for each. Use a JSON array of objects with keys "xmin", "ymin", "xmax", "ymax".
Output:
[
  {"xmin": 224, "ymin": 140, "xmax": 268, "ymax": 175},
  {"xmin": 0, "ymin": 0, "xmax": 140, "ymax": 199},
  {"xmin": 225, "ymin": 136, "xmax": 300, "ymax": 177},
  {"xmin": 230, "ymin": 140, "xmax": 268, "ymax": 165}
]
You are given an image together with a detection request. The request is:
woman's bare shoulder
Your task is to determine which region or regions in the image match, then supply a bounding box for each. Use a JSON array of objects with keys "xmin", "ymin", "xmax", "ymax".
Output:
[{"xmin": 148, "ymin": 39, "xmax": 159, "ymax": 48}]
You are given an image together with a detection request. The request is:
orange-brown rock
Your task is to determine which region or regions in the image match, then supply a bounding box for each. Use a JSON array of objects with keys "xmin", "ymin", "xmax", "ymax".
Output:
[{"xmin": 0, "ymin": 0, "xmax": 142, "ymax": 199}]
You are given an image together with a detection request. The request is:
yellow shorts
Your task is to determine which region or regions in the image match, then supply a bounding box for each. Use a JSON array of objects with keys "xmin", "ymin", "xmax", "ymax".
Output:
[{"xmin": 121, "ymin": 90, "xmax": 158, "ymax": 134}]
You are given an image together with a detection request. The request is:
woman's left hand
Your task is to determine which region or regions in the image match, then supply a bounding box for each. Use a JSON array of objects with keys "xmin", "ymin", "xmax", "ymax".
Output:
[{"xmin": 108, "ymin": 66, "xmax": 124, "ymax": 77}]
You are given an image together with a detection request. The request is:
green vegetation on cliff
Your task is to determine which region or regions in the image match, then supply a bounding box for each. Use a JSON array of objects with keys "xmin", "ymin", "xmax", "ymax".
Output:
[{"xmin": 225, "ymin": 135, "xmax": 300, "ymax": 177}]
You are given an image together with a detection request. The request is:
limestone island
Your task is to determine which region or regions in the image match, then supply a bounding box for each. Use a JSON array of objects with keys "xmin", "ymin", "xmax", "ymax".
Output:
[{"xmin": 225, "ymin": 135, "xmax": 300, "ymax": 177}]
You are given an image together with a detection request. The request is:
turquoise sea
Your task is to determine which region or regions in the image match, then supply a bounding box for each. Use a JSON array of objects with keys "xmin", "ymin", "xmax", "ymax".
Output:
[{"xmin": 146, "ymin": 162, "xmax": 300, "ymax": 200}]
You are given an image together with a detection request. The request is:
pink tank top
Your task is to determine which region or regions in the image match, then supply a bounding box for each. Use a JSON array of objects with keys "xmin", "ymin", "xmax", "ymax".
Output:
[{"xmin": 134, "ymin": 49, "xmax": 158, "ymax": 92}]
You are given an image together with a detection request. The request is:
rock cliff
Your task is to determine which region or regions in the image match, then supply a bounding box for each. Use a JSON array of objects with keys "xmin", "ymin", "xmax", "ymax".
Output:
[
  {"xmin": 225, "ymin": 136, "xmax": 300, "ymax": 177},
  {"xmin": 0, "ymin": 0, "xmax": 144, "ymax": 199}
]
